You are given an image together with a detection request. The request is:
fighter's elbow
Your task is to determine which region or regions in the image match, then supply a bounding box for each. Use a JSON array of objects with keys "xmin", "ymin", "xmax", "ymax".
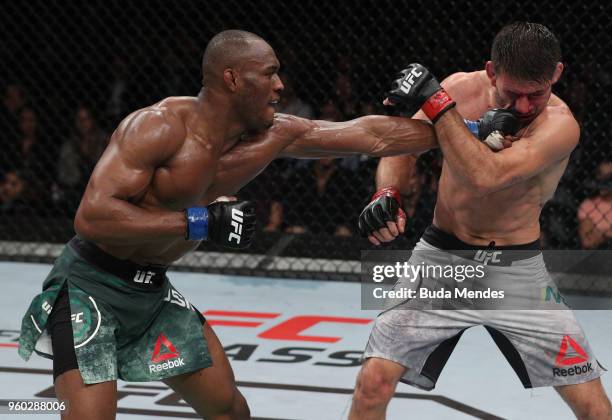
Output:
[{"xmin": 74, "ymin": 202, "xmax": 102, "ymax": 241}]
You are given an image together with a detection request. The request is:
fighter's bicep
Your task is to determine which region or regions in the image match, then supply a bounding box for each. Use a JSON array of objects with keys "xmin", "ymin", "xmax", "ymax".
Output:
[
  {"xmin": 280, "ymin": 119, "xmax": 360, "ymax": 158},
  {"xmin": 89, "ymin": 148, "xmax": 156, "ymax": 201}
]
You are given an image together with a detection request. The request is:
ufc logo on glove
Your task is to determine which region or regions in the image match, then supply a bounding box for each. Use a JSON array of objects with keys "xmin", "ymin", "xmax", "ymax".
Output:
[
  {"xmin": 228, "ymin": 208, "xmax": 244, "ymax": 244},
  {"xmin": 399, "ymin": 68, "xmax": 423, "ymax": 94}
]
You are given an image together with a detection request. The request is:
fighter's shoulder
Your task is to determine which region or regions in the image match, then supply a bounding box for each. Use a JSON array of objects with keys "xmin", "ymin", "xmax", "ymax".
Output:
[
  {"xmin": 110, "ymin": 102, "xmax": 188, "ymax": 161},
  {"xmin": 116, "ymin": 101, "xmax": 187, "ymax": 144},
  {"xmin": 530, "ymin": 97, "xmax": 580, "ymax": 144},
  {"xmin": 541, "ymin": 96, "xmax": 579, "ymax": 131},
  {"xmin": 440, "ymin": 71, "xmax": 482, "ymax": 95},
  {"xmin": 547, "ymin": 94, "xmax": 576, "ymax": 119}
]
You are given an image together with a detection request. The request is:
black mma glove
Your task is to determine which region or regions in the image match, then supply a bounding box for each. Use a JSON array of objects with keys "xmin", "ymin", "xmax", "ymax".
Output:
[
  {"xmin": 476, "ymin": 108, "xmax": 522, "ymax": 139},
  {"xmin": 186, "ymin": 200, "xmax": 256, "ymax": 249},
  {"xmin": 358, "ymin": 187, "xmax": 406, "ymax": 237},
  {"xmin": 464, "ymin": 109, "xmax": 522, "ymax": 151},
  {"xmin": 386, "ymin": 63, "xmax": 455, "ymax": 123}
]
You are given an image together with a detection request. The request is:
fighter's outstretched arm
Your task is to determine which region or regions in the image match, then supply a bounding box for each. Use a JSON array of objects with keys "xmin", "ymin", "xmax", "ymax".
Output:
[
  {"xmin": 74, "ymin": 109, "xmax": 187, "ymax": 245},
  {"xmin": 279, "ymin": 115, "xmax": 437, "ymax": 158}
]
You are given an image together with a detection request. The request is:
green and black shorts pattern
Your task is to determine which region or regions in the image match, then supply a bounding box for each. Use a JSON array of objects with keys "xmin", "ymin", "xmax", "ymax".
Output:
[{"xmin": 18, "ymin": 237, "xmax": 212, "ymax": 384}]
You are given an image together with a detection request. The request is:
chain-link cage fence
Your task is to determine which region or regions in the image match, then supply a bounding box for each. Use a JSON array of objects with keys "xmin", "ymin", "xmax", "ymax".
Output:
[{"xmin": 0, "ymin": 1, "xmax": 611, "ymax": 286}]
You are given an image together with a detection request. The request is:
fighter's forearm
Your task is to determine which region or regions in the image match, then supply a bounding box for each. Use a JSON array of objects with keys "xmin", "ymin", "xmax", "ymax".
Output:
[
  {"xmin": 375, "ymin": 155, "xmax": 418, "ymax": 195},
  {"xmin": 434, "ymin": 110, "xmax": 499, "ymax": 194},
  {"xmin": 282, "ymin": 115, "xmax": 438, "ymax": 158},
  {"xmin": 74, "ymin": 197, "xmax": 187, "ymax": 246}
]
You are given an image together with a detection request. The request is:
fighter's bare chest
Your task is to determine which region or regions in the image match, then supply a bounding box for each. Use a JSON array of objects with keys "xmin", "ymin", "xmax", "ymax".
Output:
[{"xmin": 151, "ymin": 134, "xmax": 287, "ymax": 207}]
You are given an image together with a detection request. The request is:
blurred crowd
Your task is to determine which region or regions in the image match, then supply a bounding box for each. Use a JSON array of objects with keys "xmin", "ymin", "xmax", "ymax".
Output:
[
  {"xmin": 0, "ymin": 85, "xmax": 107, "ymax": 218},
  {"xmin": 0, "ymin": 56, "xmax": 610, "ymax": 250}
]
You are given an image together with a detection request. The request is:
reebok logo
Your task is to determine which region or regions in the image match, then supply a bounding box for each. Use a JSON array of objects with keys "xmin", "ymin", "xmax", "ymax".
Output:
[
  {"xmin": 555, "ymin": 335, "xmax": 588, "ymax": 366},
  {"xmin": 399, "ymin": 68, "xmax": 423, "ymax": 94},
  {"xmin": 553, "ymin": 363, "xmax": 593, "ymax": 377},
  {"xmin": 148, "ymin": 334, "xmax": 184, "ymax": 373},
  {"xmin": 552, "ymin": 335, "xmax": 591, "ymax": 377},
  {"xmin": 473, "ymin": 250, "xmax": 501, "ymax": 265},
  {"xmin": 151, "ymin": 334, "xmax": 179, "ymax": 362},
  {"xmin": 149, "ymin": 357, "xmax": 185, "ymax": 373},
  {"xmin": 228, "ymin": 208, "xmax": 244, "ymax": 244}
]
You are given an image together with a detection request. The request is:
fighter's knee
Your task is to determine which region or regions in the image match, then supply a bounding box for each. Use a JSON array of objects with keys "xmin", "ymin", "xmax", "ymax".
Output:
[
  {"xmin": 208, "ymin": 386, "xmax": 249, "ymax": 420},
  {"xmin": 573, "ymin": 399, "xmax": 612, "ymax": 420},
  {"xmin": 203, "ymin": 382, "xmax": 236, "ymax": 416},
  {"xmin": 229, "ymin": 390, "xmax": 250, "ymax": 420},
  {"xmin": 353, "ymin": 364, "xmax": 397, "ymax": 408}
]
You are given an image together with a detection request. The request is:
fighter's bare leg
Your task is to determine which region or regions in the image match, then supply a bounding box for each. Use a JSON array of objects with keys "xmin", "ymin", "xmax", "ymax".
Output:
[
  {"xmin": 556, "ymin": 378, "xmax": 612, "ymax": 419},
  {"xmin": 163, "ymin": 322, "xmax": 249, "ymax": 419},
  {"xmin": 54, "ymin": 370, "xmax": 117, "ymax": 420},
  {"xmin": 349, "ymin": 357, "xmax": 407, "ymax": 420}
]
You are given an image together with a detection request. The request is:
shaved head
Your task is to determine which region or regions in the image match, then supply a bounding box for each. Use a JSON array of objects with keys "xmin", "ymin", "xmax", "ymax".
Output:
[
  {"xmin": 202, "ymin": 30, "xmax": 268, "ymax": 87},
  {"xmin": 200, "ymin": 30, "xmax": 283, "ymax": 133}
]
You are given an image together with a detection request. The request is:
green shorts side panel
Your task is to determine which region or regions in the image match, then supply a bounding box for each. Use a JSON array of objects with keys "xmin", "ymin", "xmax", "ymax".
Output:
[{"xmin": 19, "ymin": 244, "xmax": 212, "ymax": 384}]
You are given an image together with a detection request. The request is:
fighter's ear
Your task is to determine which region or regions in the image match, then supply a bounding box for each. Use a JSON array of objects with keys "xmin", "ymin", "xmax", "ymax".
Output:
[
  {"xmin": 485, "ymin": 61, "xmax": 496, "ymax": 86},
  {"xmin": 223, "ymin": 68, "xmax": 239, "ymax": 92},
  {"xmin": 551, "ymin": 62, "xmax": 564, "ymax": 85}
]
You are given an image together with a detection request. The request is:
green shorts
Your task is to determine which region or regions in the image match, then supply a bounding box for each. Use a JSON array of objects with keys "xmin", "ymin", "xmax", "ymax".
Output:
[{"xmin": 18, "ymin": 237, "xmax": 212, "ymax": 384}]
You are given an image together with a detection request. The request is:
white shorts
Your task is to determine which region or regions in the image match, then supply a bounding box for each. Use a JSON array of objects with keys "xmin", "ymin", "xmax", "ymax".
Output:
[{"xmin": 364, "ymin": 228, "xmax": 606, "ymax": 390}]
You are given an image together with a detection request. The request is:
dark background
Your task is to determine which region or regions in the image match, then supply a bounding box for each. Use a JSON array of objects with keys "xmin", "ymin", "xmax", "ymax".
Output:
[{"xmin": 1, "ymin": 0, "xmax": 610, "ymax": 277}]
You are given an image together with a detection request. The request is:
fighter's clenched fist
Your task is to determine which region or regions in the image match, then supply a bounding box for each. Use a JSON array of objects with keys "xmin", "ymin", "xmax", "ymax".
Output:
[
  {"xmin": 385, "ymin": 63, "xmax": 456, "ymax": 122},
  {"xmin": 186, "ymin": 200, "xmax": 256, "ymax": 249},
  {"xmin": 358, "ymin": 187, "xmax": 405, "ymax": 245}
]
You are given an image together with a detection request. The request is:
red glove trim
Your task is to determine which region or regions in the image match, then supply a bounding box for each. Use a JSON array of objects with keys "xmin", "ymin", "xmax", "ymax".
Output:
[
  {"xmin": 422, "ymin": 89, "xmax": 456, "ymax": 123},
  {"xmin": 371, "ymin": 187, "xmax": 401, "ymax": 204}
]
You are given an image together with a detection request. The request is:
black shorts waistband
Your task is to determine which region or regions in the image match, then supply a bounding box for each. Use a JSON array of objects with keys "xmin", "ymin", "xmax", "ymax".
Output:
[
  {"xmin": 68, "ymin": 236, "xmax": 168, "ymax": 288},
  {"xmin": 421, "ymin": 225, "xmax": 541, "ymax": 266}
]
